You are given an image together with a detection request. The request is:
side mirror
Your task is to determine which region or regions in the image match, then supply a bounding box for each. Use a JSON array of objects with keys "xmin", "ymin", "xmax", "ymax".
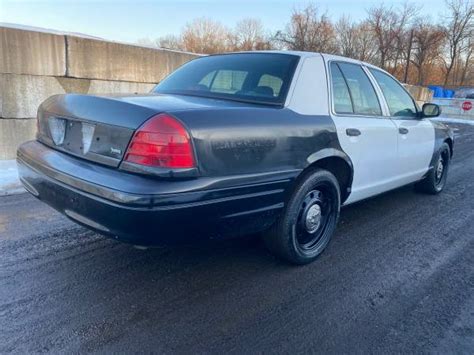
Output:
[{"xmin": 421, "ymin": 103, "xmax": 441, "ymax": 118}]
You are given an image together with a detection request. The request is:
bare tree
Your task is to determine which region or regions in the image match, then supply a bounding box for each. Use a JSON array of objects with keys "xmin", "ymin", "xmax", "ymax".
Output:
[
  {"xmin": 403, "ymin": 28, "xmax": 415, "ymax": 82},
  {"xmin": 275, "ymin": 4, "xmax": 338, "ymax": 53},
  {"xmin": 335, "ymin": 17, "xmax": 378, "ymax": 62},
  {"xmin": 367, "ymin": 4, "xmax": 400, "ymax": 69},
  {"xmin": 459, "ymin": 37, "xmax": 473, "ymax": 85},
  {"xmin": 181, "ymin": 17, "xmax": 231, "ymax": 54},
  {"xmin": 357, "ymin": 21, "xmax": 380, "ymax": 63},
  {"xmin": 367, "ymin": 3, "xmax": 418, "ymax": 72},
  {"xmin": 442, "ymin": 0, "xmax": 473, "ymax": 85},
  {"xmin": 335, "ymin": 16, "xmax": 357, "ymax": 58},
  {"xmin": 395, "ymin": 4, "xmax": 419, "ymax": 77},
  {"xmin": 230, "ymin": 18, "xmax": 272, "ymax": 51},
  {"xmin": 134, "ymin": 1, "xmax": 474, "ymax": 87},
  {"xmin": 411, "ymin": 21, "xmax": 446, "ymax": 84}
]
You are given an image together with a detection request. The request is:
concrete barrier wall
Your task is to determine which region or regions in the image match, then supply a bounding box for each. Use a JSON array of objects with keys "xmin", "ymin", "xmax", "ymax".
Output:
[
  {"xmin": 0, "ymin": 25, "xmax": 199, "ymax": 160},
  {"xmin": 0, "ymin": 119, "xmax": 37, "ymax": 160},
  {"xmin": 0, "ymin": 73, "xmax": 155, "ymax": 119},
  {"xmin": 0, "ymin": 26, "xmax": 66, "ymax": 76},
  {"xmin": 67, "ymin": 36, "xmax": 196, "ymax": 83}
]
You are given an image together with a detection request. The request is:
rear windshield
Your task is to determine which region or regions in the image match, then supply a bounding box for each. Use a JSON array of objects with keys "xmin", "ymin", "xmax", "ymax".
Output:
[{"xmin": 153, "ymin": 53, "xmax": 300, "ymax": 106}]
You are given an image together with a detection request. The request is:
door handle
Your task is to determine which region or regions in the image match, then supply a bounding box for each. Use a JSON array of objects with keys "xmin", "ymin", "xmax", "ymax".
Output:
[
  {"xmin": 346, "ymin": 128, "xmax": 361, "ymax": 137},
  {"xmin": 399, "ymin": 127, "xmax": 409, "ymax": 135}
]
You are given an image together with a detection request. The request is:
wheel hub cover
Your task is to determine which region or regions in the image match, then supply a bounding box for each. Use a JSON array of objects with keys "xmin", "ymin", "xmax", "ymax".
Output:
[
  {"xmin": 437, "ymin": 158, "xmax": 444, "ymax": 179},
  {"xmin": 305, "ymin": 204, "xmax": 322, "ymax": 233}
]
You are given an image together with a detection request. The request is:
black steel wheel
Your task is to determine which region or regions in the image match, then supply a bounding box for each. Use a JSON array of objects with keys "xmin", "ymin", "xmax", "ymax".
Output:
[
  {"xmin": 434, "ymin": 150, "xmax": 448, "ymax": 187},
  {"xmin": 263, "ymin": 169, "xmax": 341, "ymax": 265},
  {"xmin": 416, "ymin": 143, "xmax": 451, "ymax": 194}
]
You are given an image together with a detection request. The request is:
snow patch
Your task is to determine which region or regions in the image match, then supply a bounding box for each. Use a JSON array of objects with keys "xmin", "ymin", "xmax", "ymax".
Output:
[
  {"xmin": 0, "ymin": 160, "xmax": 25, "ymax": 196},
  {"xmin": 432, "ymin": 117, "xmax": 474, "ymax": 126}
]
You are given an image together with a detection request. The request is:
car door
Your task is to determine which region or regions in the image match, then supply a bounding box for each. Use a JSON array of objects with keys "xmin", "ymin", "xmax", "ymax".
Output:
[
  {"xmin": 368, "ymin": 68, "xmax": 435, "ymax": 185},
  {"xmin": 328, "ymin": 61, "xmax": 399, "ymax": 204}
]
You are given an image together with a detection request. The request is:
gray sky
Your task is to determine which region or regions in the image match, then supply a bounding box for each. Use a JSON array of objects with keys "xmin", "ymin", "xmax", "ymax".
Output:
[{"xmin": 0, "ymin": 0, "xmax": 449, "ymax": 44}]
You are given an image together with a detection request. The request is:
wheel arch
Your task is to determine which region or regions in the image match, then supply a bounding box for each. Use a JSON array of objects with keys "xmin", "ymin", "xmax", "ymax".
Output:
[
  {"xmin": 294, "ymin": 149, "xmax": 354, "ymax": 204},
  {"xmin": 444, "ymin": 137, "xmax": 453, "ymax": 157}
]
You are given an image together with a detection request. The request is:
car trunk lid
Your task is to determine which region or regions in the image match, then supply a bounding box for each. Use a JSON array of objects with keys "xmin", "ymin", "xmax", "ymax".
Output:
[
  {"xmin": 36, "ymin": 93, "xmax": 265, "ymax": 169},
  {"xmin": 37, "ymin": 93, "xmax": 217, "ymax": 168}
]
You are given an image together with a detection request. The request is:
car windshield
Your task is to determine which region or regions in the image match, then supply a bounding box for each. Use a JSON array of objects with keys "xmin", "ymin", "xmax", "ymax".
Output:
[{"xmin": 153, "ymin": 53, "xmax": 300, "ymax": 106}]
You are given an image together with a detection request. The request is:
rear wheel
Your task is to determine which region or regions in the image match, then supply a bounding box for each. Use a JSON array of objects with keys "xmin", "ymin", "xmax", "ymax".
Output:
[
  {"xmin": 263, "ymin": 169, "xmax": 341, "ymax": 265},
  {"xmin": 415, "ymin": 143, "xmax": 451, "ymax": 194}
]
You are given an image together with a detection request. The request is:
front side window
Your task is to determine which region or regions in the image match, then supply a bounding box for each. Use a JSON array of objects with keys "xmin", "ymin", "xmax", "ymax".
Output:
[
  {"xmin": 369, "ymin": 69, "xmax": 418, "ymax": 118},
  {"xmin": 337, "ymin": 62, "xmax": 382, "ymax": 116},
  {"xmin": 154, "ymin": 53, "xmax": 299, "ymax": 105}
]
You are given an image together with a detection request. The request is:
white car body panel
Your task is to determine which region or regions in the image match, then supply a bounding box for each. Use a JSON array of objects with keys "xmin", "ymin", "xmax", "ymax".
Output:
[
  {"xmin": 331, "ymin": 115, "xmax": 400, "ymax": 204},
  {"xmin": 281, "ymin": 50, "xmax": 438, "ymax": 204},
  {"xmin": 321, "ymin": 53, "xmax": 435, "ymax": 204},
  {"xmin": 392, "ymin": 118, "xmax": 435, "ymax": 184},
  {"xmin": 286, "ymin": 54, "xmax": 328, "ymax": 116}
]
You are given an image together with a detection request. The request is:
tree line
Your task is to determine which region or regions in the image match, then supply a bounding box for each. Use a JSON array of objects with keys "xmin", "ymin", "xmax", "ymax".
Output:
[{"xmin": 138, "ymin": 0, "xmax": 473, "ymax": 87}]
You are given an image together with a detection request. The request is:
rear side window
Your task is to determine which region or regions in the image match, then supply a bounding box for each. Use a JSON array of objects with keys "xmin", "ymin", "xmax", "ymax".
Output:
[
  {"xmin": 154, "ymin": 53, "xmax": 299, "ymax": 105},
  {"xmin": 330, "ymin": 63, "xmax": 354, "ymax": 114},
  {"xmin": 369, "ymin": 69, "xmax": 418, "ymax": 118},
  {"xmin": 332, "ymin": 62, "xmax": 382, "ymax": 116}
]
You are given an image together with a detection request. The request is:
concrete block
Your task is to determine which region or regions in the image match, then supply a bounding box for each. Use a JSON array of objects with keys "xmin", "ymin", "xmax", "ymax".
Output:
[
  {"xmin": 0, "ymin": 73, "xmax": 66, "ymax": 119},
  {"xmin": 0, "ymin": 119, "xmax": 36, "ymax": 160},
  {"xmin": 0, "ymin": 26, "xmax": 66, "ymax": 76},
  {"xmin": 67, "ymin": 36, "xmax": 197, "ymax": 83},
  {"xmin": 88, "ymin": 80, "xmax": 155, "ymax": 94},
  {"xmin": 57, "ymin": 77, "xmax": 156, "ymax": 94},
  {"xmin": 0, "ymin": 73, "xmax": 158, "ymax": 119}
]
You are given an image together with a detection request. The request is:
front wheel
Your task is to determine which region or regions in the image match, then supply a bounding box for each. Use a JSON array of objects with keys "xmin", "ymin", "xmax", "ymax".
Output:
[
  {"xmin": 263, "ymin": 169, "xmax": 341, "ymax": 265},
  {"xmin": 415, "ymin": 143, "xmax": 451, "ymax": 194}
]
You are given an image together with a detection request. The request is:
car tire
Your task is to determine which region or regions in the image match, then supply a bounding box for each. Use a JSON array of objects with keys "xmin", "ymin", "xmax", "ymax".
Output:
[
  {"xmin": 415, "ymin": 142, "xmax": 451, "ymax": 195},
  {"xmin": 263, "ymin": 169, "xmax": 341, "ymax": 265}
]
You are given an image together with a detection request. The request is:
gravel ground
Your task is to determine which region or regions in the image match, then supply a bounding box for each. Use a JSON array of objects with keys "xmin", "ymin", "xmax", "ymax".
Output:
[{"xmin": 1, "ymin": 122, "xmax": 473, "ymax": 354}]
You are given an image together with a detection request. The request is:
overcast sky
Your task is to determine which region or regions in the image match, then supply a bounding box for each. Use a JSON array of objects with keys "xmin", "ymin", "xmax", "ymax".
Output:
[{"xmin": 0, "ymin": 0, "xmax": 449, "ymax": 44}]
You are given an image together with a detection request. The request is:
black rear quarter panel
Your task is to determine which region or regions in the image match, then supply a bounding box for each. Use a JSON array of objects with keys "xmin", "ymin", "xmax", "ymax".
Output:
[{"xmin": 170, "ymin": 107, "xmax": 343, "ymax": 177}]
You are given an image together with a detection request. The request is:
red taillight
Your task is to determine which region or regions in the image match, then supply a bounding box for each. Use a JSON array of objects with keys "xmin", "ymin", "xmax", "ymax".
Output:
[{"xmin": 124, "ymin": 113, "xmax": 195, "ymax": 169}]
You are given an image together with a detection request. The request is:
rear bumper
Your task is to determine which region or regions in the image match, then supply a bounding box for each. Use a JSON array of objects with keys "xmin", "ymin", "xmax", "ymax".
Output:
[{"xmin": 17, "ymin": 141, "xmax": 297, "ymax": 245}]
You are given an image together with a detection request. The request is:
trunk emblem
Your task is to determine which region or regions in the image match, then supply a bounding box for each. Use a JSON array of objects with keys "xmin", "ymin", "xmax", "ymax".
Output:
[
  {"xmin": 48, "ymin": 117, "xmax": 66, "ymax": 146},
  {"xmin": 81, "ymin": 123, "xmax": 95, "ymax": 154},
  {"xmin": 110, "ymin": 147, "xmax": 122, "ymax": 155}
]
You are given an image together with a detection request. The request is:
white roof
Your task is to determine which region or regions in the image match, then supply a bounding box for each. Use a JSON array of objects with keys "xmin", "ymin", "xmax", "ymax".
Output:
[{"xmin": 237, "ymin": 50, "xmax": 382, "ymax": 71}]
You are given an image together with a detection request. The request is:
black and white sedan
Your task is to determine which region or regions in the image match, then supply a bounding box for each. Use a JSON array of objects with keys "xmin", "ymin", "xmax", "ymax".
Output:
[{"xmin": 17, "ymin": 51, "xmax": 453, "ymax": 264}]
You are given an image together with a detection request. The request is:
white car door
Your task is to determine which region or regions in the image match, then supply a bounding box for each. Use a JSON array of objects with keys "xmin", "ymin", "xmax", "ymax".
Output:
[
  {"xmin": 328, "ymin": 61, "xmax": 400, "ymax": 204},
  {"xmin": 368, "ymin": 68, "xmax": 435, "ymax": 185}
]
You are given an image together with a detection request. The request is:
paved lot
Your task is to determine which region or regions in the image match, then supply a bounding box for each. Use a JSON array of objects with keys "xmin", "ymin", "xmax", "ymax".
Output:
[{"xmin": 1, "ymin": 122, "xmax": 474, "ymax": 353}]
